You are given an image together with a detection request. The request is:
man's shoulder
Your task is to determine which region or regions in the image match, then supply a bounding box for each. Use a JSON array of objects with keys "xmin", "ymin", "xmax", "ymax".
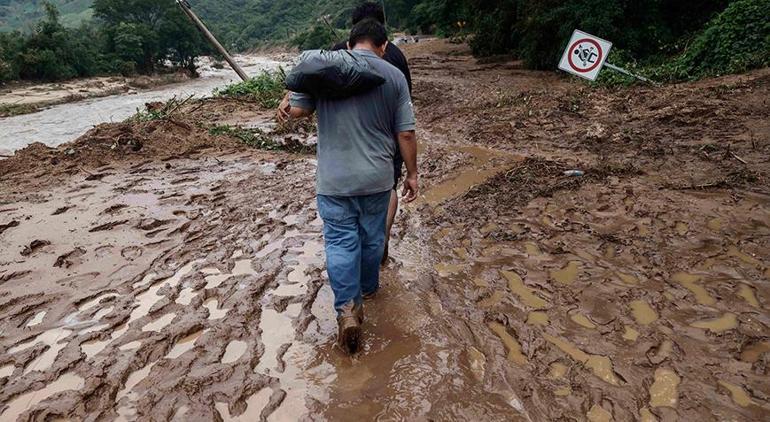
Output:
[{"xmin": 368, "ymin": 55, "xmax": 407, "ymax": 84}]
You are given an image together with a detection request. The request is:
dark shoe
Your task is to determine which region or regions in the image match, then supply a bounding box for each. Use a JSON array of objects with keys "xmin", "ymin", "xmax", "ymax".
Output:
[
  {"xmin": 337, "ymin": 303, "xmax": 362, "ymax": 354},
  {"xmin": 362, "ymin": 290, "xmax": 378, "ymax": 301}
]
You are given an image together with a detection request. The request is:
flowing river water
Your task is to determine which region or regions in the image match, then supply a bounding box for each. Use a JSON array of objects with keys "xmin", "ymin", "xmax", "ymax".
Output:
[{"xmin": 0, "ymin": 55, "xmax": 282, "ymax": 155}]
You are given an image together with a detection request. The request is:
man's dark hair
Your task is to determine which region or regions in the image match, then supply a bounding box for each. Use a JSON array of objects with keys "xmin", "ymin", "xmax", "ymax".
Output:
[
  {"xmin": 349, "ymin": 19, "xmax": 387, "ymax": 48},
  {"xmin": 351, "ymin": 2, "xmax": 385, "ymax": 25}
]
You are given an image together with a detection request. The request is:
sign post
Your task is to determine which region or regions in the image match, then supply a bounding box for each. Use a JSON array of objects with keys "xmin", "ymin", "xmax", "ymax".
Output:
[{"xmin": 558, "ymin": 29, "xmax": 657, "ymax": 84}]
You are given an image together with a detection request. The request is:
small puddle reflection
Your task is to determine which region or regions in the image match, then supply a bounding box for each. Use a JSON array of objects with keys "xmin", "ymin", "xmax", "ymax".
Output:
[
  {"xmin": 737, "ymin": 284, "xmax": 759, "ymax": 308},
  {"xmin": 204, "ymin": 258, "xmax": 255, "ymax": 289},
  {"xmin": 215, "ymin": 388, "xmax": 272, "ymax": 421},
  {"xmin": 587, "ymin": 404, "xmax": 612, "ymax": 422},
  {"xmin": 690, "ymin": 312, "xmax": 737, "ymax": 333},
  {"xmin": 551, "ymin": 261, "xmax": 580, "ymax": 284},
  {"xmin": 221, "ymin": 340, "xmax": 248, "ymax": 364},
  {"xmin": 254, "ymin": 303, "xmax": 302, "ymax": 375},
  {"xmin": 630, "ymin": 300, "xmax": 658, "ymax": 325},
  {"xmin": 22, "ymin": 327, "xmax": 72, "ymax": 374},
  {"xmin": 0, "ymin": 364, "xmax": 14, "ymax": 378},
  {"xmin": 671, "ymin": 272, "xmax": 715, "ymax": 306},
  {"xmin": 26, "ymin": 311, "xmax": 46, "ymax": 327},
  {"xmin": 119, "ymin": 341, "xmax": 142, "ymax": 351},
  {"xmin": 718, "ymin": 381, "xmax": 755, "ymax": 407},
  {"xmin": 526, "ymin": 311, "xmax": 549, "ymax": 327},
  {"xmin": 165, "ymin": 330, "xmax": 205, "ymax": 359},
  {"xmin": 0, "ymin": 372, "xmax": 84, "ymax": 420},
  {"xmin": 543, "ymin": 334, "xmax": 620, "ymax": 385},
  {"xmin": 649, "ymin": 368, "xmax": 680, "ymax": 408},
  {"xmin": 622, "ymin": 326, "xmax": 640, "ymax": 342},
  {"xmin": 78, "ymin": 293, "xmax": 118, "ymax": 312},
  {"xmin": 488, "ymin": 322, "xmax": 527, "ymax": 365},
  {"xmin": 141, "ymin": 313, "xmax": 176, "ymax": 333},
  {"xmin": 128, "ymin": 261, "xmax": 200, "ymax": 327},
  {"xmin": 204, "ymin": 298, "xmax": 228, "ymax": 320},
  {"xmin": 502, "ymin": 270, "xmax": 549, "ymax": 309},
  {"xmin": 81, "ymin": 338, "xmax": 111, "ymax": 359}
]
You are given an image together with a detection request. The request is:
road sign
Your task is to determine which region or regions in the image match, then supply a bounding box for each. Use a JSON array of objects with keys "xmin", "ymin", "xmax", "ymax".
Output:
[{"xmin": 558, "ymin": 29, "xmax": 612, "ymax": 81}]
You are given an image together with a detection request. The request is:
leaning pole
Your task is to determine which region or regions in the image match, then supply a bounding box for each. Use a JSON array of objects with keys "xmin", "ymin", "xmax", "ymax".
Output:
[{"xmin": 175, "ymin": 0, "xmax": 249, "ymax": 82}]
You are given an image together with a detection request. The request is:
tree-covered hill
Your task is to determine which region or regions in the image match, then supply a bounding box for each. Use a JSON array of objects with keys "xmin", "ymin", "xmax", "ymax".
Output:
[
  {"xmin": 0, "ymin": 0, "xmax": 94, "ymax": 31},
  {"xmin": 1, "ymin": 0, "xmax": 768, "ymax": 84}
]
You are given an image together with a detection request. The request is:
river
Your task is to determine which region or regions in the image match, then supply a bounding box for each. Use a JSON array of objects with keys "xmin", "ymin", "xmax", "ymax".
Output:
[{"xmin": 0, "ymin": 55, "xmax": 282, "ymax": 155}]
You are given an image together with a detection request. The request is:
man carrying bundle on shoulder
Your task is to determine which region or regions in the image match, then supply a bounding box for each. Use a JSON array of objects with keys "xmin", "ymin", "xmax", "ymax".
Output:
[{"xmin": 278, "ymin": 19, "xmax": 418, "ymax": 355}]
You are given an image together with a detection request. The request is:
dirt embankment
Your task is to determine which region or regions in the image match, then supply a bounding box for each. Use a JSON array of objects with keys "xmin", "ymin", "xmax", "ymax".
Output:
[
  {"xmin": 0, "ymin": 39, "xmax": 769, "ymax": 421},
  {"xmin": 0, "ymin": 72, "xmax": 193, "ymax": 118}
]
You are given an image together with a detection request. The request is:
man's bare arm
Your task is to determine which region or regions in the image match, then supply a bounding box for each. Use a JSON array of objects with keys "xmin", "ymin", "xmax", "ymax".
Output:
[
  {"xmin": 277, "ymin": 92, "xmax": 314, "ymax": 121},
  {"xmin": 397, "ymin": 130, "xmax": 418, "ymax": 202}
]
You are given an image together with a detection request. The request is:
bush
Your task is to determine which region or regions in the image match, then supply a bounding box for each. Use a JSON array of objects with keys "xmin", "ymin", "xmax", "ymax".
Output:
[
  {"xmin": 664, "ymin": 0, "xmax": 770, "ymax": 80},
  {"xmin": 214, "ymin": 69, "xmax": 287, "ymax": 109},
  {"xmin": 291, "ymin": 23, "xmax": 346, "ymax": 51}
]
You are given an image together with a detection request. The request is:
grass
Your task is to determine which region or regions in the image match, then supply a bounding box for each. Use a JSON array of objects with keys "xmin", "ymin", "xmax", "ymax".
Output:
[
  {"xmin": 0, "ymin": 103, "xmax": 40, "ymax": 117},
  {"xmin": 132, "ymin": 95, "xmax": 194, "ymax": 122},
  {"xmin": 208, "ymin": 124, "xmax": 315, "ymax": 154},
  {"xmin": 214, "ymin": 68, "xmax": 286, "ymax": 109}
]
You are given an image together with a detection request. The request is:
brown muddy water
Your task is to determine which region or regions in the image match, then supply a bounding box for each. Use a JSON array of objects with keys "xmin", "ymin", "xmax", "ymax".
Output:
[{"xmin": 1, "ymin": 39, "xmax": 770, "ymax": 421}]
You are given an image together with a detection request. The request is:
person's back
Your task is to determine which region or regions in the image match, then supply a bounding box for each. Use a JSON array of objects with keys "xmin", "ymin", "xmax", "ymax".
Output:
[
  {"xmin": 290, "ymin": 52, "xmax": 412, "ymax": 196},
  {"xmin": 282, "ymin": 19, "xmax": 418, "ymax": 355}
]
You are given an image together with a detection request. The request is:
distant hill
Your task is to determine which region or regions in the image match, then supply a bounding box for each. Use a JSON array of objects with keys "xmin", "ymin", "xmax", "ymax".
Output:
[
  {"xmin": 0, "ymin": 0, "xmax": 359, "ymax": 49},
  {"xmin": 0, "ymin": 0, "xmax": 94, "ymax": 31}
]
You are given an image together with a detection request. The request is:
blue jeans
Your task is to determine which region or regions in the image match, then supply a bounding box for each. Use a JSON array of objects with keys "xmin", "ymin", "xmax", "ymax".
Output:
[{"xmin": 317, "ymin": 191, "xmax": 391, "ymax": 315}]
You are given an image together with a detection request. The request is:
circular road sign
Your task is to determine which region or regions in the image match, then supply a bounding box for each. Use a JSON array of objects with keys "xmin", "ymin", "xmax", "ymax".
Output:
[{"xmin": 568, "ymin": 38, "xmax": 603, "ymax": 73}]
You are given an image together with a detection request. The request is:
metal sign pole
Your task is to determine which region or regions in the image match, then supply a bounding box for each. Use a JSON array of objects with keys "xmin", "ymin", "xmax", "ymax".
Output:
[
  {"xmin": 604, "ymin": 62, "xmax": 660, "ymax": 86},
  {"xmin": 176, "ymin": 0, "xmax": 249, "ymax": 82}
]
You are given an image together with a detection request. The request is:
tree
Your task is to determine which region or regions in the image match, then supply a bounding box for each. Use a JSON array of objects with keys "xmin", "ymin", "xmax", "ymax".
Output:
[{"xmin": 93, "ymin": 0, "xmax": 209, "ymax": 73}]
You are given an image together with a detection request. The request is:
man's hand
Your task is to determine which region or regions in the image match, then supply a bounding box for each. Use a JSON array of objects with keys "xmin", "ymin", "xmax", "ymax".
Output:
[
  {"xmin": 277, "ymin": 92, "xmax": 291, "ymax": 122},
  {"xmin": 402, "ymin": 174, "xmax": 419, "ymax": 202}
]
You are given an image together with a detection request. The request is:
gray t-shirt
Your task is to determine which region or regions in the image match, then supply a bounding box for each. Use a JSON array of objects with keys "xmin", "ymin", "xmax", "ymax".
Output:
[{"xmin": 290, "ymin": 49, "xmax": 416, "ymax": 197}]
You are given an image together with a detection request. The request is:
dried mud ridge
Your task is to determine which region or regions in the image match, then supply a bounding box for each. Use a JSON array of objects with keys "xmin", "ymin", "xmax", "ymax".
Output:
[{"xmin": 1, "ymin": 39, "xmax": 769, "ymax": 421}]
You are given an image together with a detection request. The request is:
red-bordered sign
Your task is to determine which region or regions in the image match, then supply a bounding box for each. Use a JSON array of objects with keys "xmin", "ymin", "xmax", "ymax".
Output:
[
  {"xmin": 567, "ymin": 38, "xmax": 603, "ymax": 73},
  {"xmin": 558, "ymin": 30, "xmax": 613, "ymax": 81}
]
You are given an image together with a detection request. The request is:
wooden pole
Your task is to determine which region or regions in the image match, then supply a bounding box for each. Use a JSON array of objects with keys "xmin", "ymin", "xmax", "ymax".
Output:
[{"xmin": 175, "ymin": 0, "xmax": 249, "ymax": 82}]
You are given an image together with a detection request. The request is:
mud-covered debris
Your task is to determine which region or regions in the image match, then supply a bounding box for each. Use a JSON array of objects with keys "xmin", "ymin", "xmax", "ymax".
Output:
[
  {"xmin": 0, "ymin": 220, "xmax": 19, "ymax": 235},
  {"xmin": 21, "ymin": 240, "xmax": 51, "ymax": 257}
]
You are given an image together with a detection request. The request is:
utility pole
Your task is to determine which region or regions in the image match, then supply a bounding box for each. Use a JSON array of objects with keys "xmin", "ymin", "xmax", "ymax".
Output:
[{"xmin": 175, "ymin": 0, "xmax": 249, "ymax": 82}]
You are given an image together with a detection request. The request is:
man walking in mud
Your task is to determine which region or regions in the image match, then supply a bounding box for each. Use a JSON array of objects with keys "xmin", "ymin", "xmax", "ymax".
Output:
[
  {"xmin": 279, "ymin": 20, "xmax": 418, "ymax": 354},
  {"xmin": 334, "ymin": 2, "xmax": 413, "ymax": 264}
]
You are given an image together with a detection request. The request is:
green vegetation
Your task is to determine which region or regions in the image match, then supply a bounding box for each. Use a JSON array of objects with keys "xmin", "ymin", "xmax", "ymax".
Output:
[
  {"xmin": 208, "ymin": 124, "xmax": 283, "ymax": 150},
  {"xmin": 663, "ymin": 0, "xmax": 770, "ymax": 80},
  {"xmin": 132, "ymin": 95, "xmax": 195, "ymax": 122},
  {"xmin": 214, "ymin": 69, "xmax": 286, "ymax": 108},
  {"xmin": 2, "ymin": 0, "xmax": 768, "ymax": 85},
  {"xmin": 0, "ymin": 0, "xmax": 94, "ymax": 31},
  {"xmin": 0, "ymin": 0, "xmax": 208, "ymax": 84},
  {"xmin": 209, "ymin": 124, "xmax": 314, "ymax": 153}
]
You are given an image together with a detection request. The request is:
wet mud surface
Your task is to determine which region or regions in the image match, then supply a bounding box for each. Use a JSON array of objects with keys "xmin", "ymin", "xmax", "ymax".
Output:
[{"xmin": 1, "ymin": 39, "xmax": 769, "ymax": 421}]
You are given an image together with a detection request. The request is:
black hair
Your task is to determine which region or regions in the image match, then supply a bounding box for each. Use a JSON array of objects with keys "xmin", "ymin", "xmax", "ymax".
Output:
[
  {"xmin": 349, "ymin": 19, "xmax": 387, "ymax": 48},
  {"xmin": 351, "ymin": 2, "xmax": 385, "ymax": 25}
]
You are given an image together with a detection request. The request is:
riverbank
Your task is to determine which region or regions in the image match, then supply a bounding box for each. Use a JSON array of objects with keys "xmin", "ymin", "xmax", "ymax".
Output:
[
  {"xmin": 0, "ymin": 39, "xmax": 768, "ymax": 421},
  {"xmin": 0, "ymin": 72, "xmax": 194, "ymax": 118}
]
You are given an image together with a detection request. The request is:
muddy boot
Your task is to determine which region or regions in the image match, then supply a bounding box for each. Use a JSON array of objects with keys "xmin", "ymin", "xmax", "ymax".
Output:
[
  {"xmin": 354, "ymin": 302, "xmax": 364, "ymax": 324},
  {"xmin": 362, "ymin": 290, "xmax": 377, "ymax": 301},
  {"xmin": 337, "ymin": 303, "xmax": 362, "ymax": 354}
]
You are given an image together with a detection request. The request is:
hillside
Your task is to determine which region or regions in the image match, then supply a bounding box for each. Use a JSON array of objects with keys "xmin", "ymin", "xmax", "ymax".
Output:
[
  {"xmin": 0, "ymin": 0, "xmax": 94, "ymax": 31},
  {"xmin": 0, "ymin": 0, "xmax": 356, "ymax": 49}
]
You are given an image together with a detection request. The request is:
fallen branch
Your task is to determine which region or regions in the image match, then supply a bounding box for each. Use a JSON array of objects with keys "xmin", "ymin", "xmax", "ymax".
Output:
[{"xmin": 731, "ymin": 152, "xmax": 747, "ymax": 164}]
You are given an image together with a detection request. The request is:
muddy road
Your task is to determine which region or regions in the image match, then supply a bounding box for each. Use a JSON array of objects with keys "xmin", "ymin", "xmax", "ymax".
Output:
[{"xmin": 1, "ymin": 39, "xmax": 769, "ymax": 421}]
